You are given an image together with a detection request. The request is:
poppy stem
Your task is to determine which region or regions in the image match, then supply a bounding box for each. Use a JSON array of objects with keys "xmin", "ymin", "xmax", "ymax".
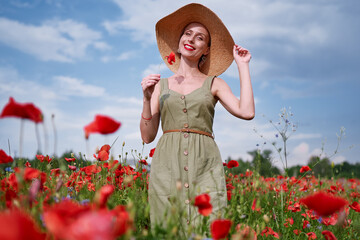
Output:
[
  {"xmin": 8, "ymin": 138, "xmax": 11, "ymax": 156},
  {"xmin": 86, "ymin": 139, "xmax": 89, "ymax": 159},
  {"xmin": 43, "ymin": 121, "xmax": 49, "ymax": 155},
  {"xmin": 35, "ymin": 123, "xmax": 42, "ymax": 154},
  {"xmin": 19, "ymin": 119, "xmax": 24, "ymax": 159},
  {"xmin": 51, "ymin": 114, "xmax": 57, "ymax": 157}
]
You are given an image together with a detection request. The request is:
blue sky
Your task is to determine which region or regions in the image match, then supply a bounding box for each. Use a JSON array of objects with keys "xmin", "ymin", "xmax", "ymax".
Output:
[{"xmin": 0, "ymin": 0, "xmax": 359, "ymax": 169}]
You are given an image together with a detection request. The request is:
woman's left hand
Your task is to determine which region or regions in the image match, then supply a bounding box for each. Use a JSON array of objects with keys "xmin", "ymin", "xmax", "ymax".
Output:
[{"xmin": 233, "ymin": 44, "xmax": 251, "ymax": 64}]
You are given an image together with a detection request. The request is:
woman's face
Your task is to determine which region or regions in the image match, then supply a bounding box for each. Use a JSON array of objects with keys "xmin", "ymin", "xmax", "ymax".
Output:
[{"xmin": 178, "ymin": 22, "xmax": 210, "ymax": 61}]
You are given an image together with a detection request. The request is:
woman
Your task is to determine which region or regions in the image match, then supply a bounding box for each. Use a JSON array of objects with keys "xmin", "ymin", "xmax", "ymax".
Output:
[{"xmin": 140, "ymin": 3, "xmax": 255, "ymax": 229}]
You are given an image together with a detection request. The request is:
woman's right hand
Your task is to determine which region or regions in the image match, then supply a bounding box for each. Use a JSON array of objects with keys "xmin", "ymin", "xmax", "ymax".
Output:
[{"xmin": 141, "ymin": 74, "xmax": 161, "ymax": 100}]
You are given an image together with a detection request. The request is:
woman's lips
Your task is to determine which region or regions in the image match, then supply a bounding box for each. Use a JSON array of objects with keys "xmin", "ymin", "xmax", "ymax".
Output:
[{"xmin": 184, "ymin": 44, "xmax": 195, "ymax": 51}]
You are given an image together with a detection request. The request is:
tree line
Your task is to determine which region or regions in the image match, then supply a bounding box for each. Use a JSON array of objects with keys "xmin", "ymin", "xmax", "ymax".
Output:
[{"xmin": 225, "ymin": 149, "xmax": 360, "ymax": 179}]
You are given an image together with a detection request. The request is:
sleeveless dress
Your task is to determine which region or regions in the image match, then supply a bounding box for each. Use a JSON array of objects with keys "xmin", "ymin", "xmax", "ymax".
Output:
[{"xmin": 148, "ymin": 76, "xmax": 227, "ymax": 227}]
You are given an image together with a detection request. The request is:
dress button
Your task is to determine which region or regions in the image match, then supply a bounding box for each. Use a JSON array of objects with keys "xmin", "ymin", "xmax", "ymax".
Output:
[
  {"xmin": 184, "ymin": 150, "xmax": 188, "ymax": 156},
  {"xmin": 181, "ymin": 95, "xmax": 185, "ymax": 100},
  {"xmin": 184, "ymin": 123, "xmax": 189, "ymax": 128},
  {"xmin": 184, "ymin": 183, "xmax": 189, "ymax": 188},
  {"xmin": 185, "ymin": 199, "xmax": 190, "ymax": 205},
  {"xmin": 184, "ymin": 133, "xmax": 189, "ymax": 138},
  {"xmin": 184, "ymin": 166, "xmax": 189, "ymax": 171},
  {"xmin": 183, "ymin": 108, "xmax": 187, "ymax": 113}
]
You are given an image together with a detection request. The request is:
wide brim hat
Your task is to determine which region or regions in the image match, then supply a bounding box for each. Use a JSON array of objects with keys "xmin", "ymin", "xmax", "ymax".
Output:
[{"xmin": 156, "ymin": 3, "xmax": 235, "ymax": 76}]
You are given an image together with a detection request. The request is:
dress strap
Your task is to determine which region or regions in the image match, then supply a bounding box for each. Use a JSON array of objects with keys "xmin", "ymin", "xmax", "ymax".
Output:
[
  {"xmin": 160, "ymin": 78, "xmax": 169, "ymax": 92},
  {"xmin": 204, "ymin": 75, "xmax": 217, "ymax": 91}
]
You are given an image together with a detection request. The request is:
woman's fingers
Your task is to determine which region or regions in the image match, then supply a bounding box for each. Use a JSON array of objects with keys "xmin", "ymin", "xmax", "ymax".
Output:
[
  {"xmin": 234, "ymin": 45, "xmax": 249, "ymax": 56},
  {"xmin": 141, "ymin": 74, "xmax": 161, "ymax": 91}
]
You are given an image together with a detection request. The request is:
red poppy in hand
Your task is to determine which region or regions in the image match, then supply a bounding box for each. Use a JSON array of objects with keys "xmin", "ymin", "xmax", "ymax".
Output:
[
  {"xmin": 0, "ymin": 149, "xmax": 13, "ymax": 164},
  {"xmin": 194, "ymin": 193, "xmax": 212, "ymax": 216},
  {"xmin": 84, "ymin": 115, "xmax": 121, "ymax": 139},
  {"xmin": 211, "ymin": 219, "xmax": 232, "ymax": 240},
  {"xmin": 165, "ymin": 52, "xmax": 176, "ymax": 65},
  {"xmin": 300, "ymin": 191, "xmax": 348, "ymax": 216},
  {"xmin": 300, "ymin": 166, "xmax": 311, "ymax": 173},
  {"xmin": 0, "ymin": 97, "xmax": 43, "ymax": 123}
]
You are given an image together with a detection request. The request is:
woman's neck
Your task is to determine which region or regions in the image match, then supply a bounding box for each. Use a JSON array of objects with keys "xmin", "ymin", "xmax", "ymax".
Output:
[{"xmin": 175, "ymin": 57, "xmax": 205, "ymax": 78}]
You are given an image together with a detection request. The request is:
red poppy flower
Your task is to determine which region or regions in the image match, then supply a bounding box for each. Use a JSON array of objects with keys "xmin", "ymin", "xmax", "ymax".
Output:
[
  {"xmin": 43, "ymin": 200, "xmax": 91, "ymax": 239},
  {"xmin": 66, "ymin": 211, "xmax": 116, "ymax": 240},
  {"xmin": 0, "ymin": 209, "xmax": 46, "ymax": 240},
  {"xmin": 139, "ymin": 159, "xmax": 148, "ymax": 165},
  {"xmin": 112, "ymin": 205, "xmax": 131, "ymax": 237},
  {"xmin": 94, "ymin": 144, "xmax": 111, "ymax": 161},
  {"xmin": 260, "ymin": 227, "xmax": 280, "ymax": 239},
  {"xmin": 300, "ymin": 191, "xmax": 348, "ymax": 216},
  {"xmin": 0, "ymin": 97, "xmax": 43, "ymax": 123},
  {"xmin": 349, "ymin": 201, "xmax": 360, "ymax": 212},
  {"xmin": 0, "ymin": 149, "xmax": 13, "ymax": 164},
  {"xmin": 322, "ymin": 230, "xmax": 337, "ymax": 240},
  {"xmin": 36, "ymin": 154, "xmax": 52, "ymax": 163},
  {"xmin": 68, "ymin": 165, "xmax": 76, "ymax": 171},
  {"xmin": 227, "ymin": 160, "xmax": 239, "ymax": 168},
  {"xmin": 149, "ymin": 148, "xmax": 155, "ymax": 157},
  {"xmin": 25, "ymin": 161, "xmax": 31, "ymax": 167},
  {"xmin": 194, "ymin": 193, "xmax": 213, "ymax": 216},
  {"xmin": 65, "ymin": 157, "xmax": 76, "ymax": 162},
  {"xmin": 84, "ymin": 114, "xmax": 121, "ymax": 139},
  {"xmin": 96, "ymin": 184, "xmax": 115, "ymax": 208},
  {"xmin": 307, "ymin": 232, "xmax": 317, "ymax": 239},
  {"xmin": 300, "ymin": 166, "xmax": 311, "ymax": 173},
  {"xmin": 211, "ymin": 219, "xmax": 232, "ymax": 240},
  {"xmin": 81, "ymin": 164, "xmax": 102, "ymax": 175},
  {"xmin": 23, "ymin": 167, "xmax": 41, "ymax": 181},
  {"xmin": 251, "ymin": 198, "xmax": 261, "ymax": 212},
  {"xmin": 165, "ymin": 52, "xmax": 176, "ymax": 65}
]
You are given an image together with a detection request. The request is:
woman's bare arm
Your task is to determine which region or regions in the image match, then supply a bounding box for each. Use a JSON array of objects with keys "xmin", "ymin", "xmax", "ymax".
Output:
[{"xmin": 213, "ymin": 45, "xmax": 255, "ymax": 120}]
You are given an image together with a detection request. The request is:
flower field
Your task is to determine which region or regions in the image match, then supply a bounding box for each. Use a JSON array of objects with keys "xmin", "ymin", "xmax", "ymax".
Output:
[
  {"xmin": 0, "ymin": 148, "xmax": 360, "ymax": 240},
  {"xmin": 0, "ymin": 98, "xmax": 360, "ymax": 239}
]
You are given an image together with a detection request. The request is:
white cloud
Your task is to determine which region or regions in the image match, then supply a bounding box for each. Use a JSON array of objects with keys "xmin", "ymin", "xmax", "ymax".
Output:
[
  {"xmin": 53, "ymin": 76, "xmax": 106, "ymax": 97},
  {"xmin": 0, "ymin": 18, "xmax": 109, "ymax": 62},
  {"xmin": 101, "ymin": 51, "xmax": 136, "ymax": 63},
  {"xmin": 104, "ymin": 0, "xmax": 184, "ymax": 44},
  {"xmin": 292, "ymin": 133, "xmax": 322, "ymax": 140},
  {"xmin": 104, "ymin": 0, "xmax": 335, "ymax": 49},
  {"xmin": 142, "ymin": 63, "xmax": 169, "ymax": 77}
]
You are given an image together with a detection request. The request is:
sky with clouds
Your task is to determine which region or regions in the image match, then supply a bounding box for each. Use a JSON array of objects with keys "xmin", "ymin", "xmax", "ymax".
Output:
[{"xmin": 0, "ymin": 0, "xmax": 359, "ymax": 170}]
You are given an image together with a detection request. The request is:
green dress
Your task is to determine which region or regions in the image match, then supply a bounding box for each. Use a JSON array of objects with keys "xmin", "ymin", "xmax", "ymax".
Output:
[{"xmin": 149, "ymin": 76, "xmax": 227, "ymax": 227}]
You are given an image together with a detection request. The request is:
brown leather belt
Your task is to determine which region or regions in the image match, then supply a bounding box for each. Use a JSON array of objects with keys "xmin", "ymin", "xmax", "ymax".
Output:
[{"xmin": 163, "ymin": 128, "xmax": 214, "ymax": 139}]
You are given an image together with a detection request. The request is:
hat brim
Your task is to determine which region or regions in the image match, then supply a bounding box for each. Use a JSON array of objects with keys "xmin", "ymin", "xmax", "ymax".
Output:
[{"xmin": 156, "ymin": 3, "xmax": 234, "ymax": 76}]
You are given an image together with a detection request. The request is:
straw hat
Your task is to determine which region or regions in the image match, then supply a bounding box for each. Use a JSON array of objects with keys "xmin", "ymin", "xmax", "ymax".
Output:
[{"xmin": 156, "ymin": 3, "xmax": 235, "ymax": 76}]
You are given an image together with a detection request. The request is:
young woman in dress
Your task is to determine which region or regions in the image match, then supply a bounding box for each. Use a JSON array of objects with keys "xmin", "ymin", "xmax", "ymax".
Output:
[{"xmin": 140, "ymin": 3, "xmax": 255, "ymax": 229}]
